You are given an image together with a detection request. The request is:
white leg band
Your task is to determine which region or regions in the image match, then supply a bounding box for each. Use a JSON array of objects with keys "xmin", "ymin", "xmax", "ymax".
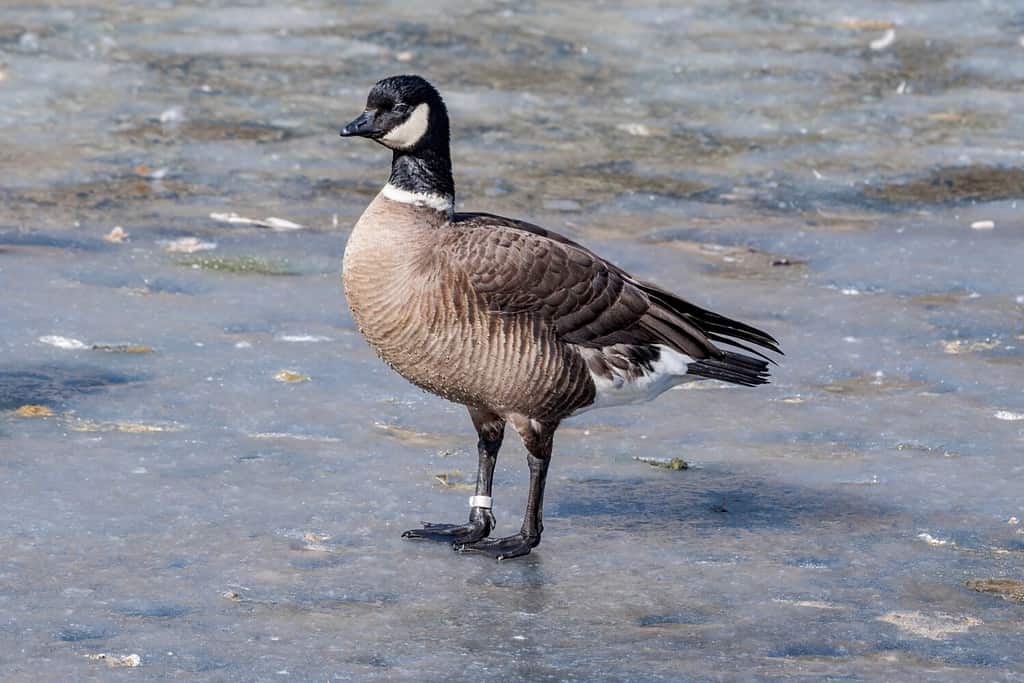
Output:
[{"xmin": 469, "ymin": 495, "xmax": 492, "ymax": 509}]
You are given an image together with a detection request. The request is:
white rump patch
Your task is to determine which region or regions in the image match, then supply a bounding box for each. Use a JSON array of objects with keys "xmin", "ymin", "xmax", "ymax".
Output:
[
  {"xmin": 381, "ymin": 183, "xmax": 453, "ymax": 214},
  {"xmin": 381, "ymin": 102, "xmax": 430, "ymax": 150},
  {"xmin": 573, "ymin": 344, "xmax": 695, "ymax": 415}
]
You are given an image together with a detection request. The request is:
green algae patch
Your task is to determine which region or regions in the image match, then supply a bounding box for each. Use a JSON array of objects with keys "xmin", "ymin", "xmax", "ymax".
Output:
[
  {"xmin": 635, "ymin": 456, "xmax": 689, "ymax": 471},
  {"xmin": 178, "ymin": 256, "xmax": 299, "ymax": 276}
]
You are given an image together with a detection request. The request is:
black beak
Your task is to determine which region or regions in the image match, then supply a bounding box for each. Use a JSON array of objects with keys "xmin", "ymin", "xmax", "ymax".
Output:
[{"xmin": 339, "ymin": 110, "xmax": 378, "ymax": 138}]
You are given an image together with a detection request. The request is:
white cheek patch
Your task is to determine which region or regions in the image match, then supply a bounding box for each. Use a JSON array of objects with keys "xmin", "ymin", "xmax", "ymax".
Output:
[{"xmin": 381, "ymin": 103, "xmax": 430, "ymax": 150}]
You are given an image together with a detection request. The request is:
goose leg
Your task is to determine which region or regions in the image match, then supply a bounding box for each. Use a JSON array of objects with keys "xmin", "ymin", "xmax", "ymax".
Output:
[
  {"xmin": 402, "ymin": 407, "xmax": 504, "ymax": 544},
  {"xmin": 457, "ymin": 417, "xmax": 554, "ymax": 560}
]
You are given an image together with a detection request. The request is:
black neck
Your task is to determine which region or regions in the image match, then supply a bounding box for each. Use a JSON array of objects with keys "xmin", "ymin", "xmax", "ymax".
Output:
[{"xmin": 389, "ymin": 147, "xmax": 455, "ymax": 200}]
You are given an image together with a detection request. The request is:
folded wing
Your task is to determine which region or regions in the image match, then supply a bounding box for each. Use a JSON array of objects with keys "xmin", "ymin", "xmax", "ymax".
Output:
[{"xmin": 443, "ymin": 212, "xmax": 781, "ymax": 385}]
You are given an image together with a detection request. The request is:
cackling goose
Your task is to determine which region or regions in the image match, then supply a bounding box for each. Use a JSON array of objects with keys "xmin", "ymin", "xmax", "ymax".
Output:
[{"xmin": 339, "ymin": 75, "xmax": 781, "ymax": 560}]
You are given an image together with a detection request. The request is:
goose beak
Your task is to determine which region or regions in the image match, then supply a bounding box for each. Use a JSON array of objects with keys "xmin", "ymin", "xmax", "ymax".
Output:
[{"xmin": 339, "ymin": 110, "xmax": 378, "ymax": 138}]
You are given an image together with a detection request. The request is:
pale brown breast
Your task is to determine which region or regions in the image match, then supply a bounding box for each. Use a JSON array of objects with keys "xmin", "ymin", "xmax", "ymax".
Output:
[{"xmin": 342, "ymin": 193, "xmax": 593, "ymax": 419}]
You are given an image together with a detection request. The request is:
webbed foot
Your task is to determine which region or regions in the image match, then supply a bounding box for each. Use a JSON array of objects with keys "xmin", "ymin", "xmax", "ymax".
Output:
[
  {"xmin": 402, "ymin": 508, "xmax": 494, "ymax": 545},
  {"xmin": 454, "ymin": 533, "xmax": 539, "ymax": 561}
]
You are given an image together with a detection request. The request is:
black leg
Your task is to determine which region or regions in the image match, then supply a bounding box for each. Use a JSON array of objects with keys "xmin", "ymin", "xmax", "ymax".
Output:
[
  {"xmin": 457, "ymin": 415, "xmax": 555, "ymax": 560},
  {"xmin": 402, "ymin": 407, "xmax": 505, "ymax": 544}
]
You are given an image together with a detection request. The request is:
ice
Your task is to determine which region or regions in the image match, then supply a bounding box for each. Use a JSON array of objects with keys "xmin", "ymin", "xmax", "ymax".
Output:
[{"xmin": 2, "ymin": 0, "xmax": 1023, "ymax": 680}]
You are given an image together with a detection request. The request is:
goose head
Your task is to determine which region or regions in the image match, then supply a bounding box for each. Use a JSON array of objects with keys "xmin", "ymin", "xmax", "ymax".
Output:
[{"xmin": 339, "ymin": 74, "xmax": 449, "ymax": 153}]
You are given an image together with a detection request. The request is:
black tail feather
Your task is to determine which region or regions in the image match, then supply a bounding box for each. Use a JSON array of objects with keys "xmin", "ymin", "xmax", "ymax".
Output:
[
  {"xmin": 637, "ymin": 281, "xmax": 783, "ymax": 359},
  {"xmin": 703, "ymin": 332, "xmax": 777, "ymax": 364},
  {"xmin": 623, "ymin": 278, "xmax": 781, "ymax": 386},
  {"xmin": 686, "ymin": 351, "xmax": 771, "ymax": 387}
]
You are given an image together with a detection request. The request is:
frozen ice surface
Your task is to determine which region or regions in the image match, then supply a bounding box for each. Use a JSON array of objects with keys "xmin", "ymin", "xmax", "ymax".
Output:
[{"xmin": 1, "ymin": 1, "xmax": 1023, "ymax": 680}]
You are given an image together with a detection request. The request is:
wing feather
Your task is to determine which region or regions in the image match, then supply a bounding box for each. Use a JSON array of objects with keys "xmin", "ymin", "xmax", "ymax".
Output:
[{"xmin": 442, "ymin": 212, "xmax": 780, "ymax": 368}]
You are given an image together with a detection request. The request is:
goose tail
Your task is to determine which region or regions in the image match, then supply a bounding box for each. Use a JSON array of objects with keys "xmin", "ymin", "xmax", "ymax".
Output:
[{"xmin": 685, "ymin": 350, "xmax": 771, "ymax": 386}]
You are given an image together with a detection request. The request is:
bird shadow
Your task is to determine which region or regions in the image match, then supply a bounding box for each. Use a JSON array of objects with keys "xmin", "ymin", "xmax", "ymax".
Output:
[
  {"xmin": 551, "ymin": 467, "xmax": 894, "ymax": 535},
  {"xmin": 0, "ymin": 364, "xmax": 142, "ymax": 410}
]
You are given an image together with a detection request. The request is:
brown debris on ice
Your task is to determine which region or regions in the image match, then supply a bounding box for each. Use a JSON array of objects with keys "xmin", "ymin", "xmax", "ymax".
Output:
[
  {"xmin": 13, "ymin": 404, "xmax": 54, "ymax": 418},
  {"xmin": 85, "ymin": 653, "xmax": 141, "ymax": 668},
  {"xmin": 39, "ymin": 335, "xmax": 90, "ymax": 350},
  {"xmin": 869, "ymin": 29, "xmax": 896, "ymax": 51},
  {"xmin": 965, "ymin": 578, "xmax": 1024, "ymax": 603},
  {"xmin": 299, "ymin": 531, "xmax": 338, "ymax": 552},
  {"xmin": 39, "ymin": 335, "xmax": 153, "ymax": 353},
  {"xmin": 103, "ymin": 226, "xmax": 128, "ymax": 243},
  {"xmin": 656, "ymin": 240, "xmax": 807, "ymax": 281},
  {"xmin": 433, "ymin": 471, "xmax": 474, "ymax": 491},
  {"xmin": 838, "ymin": 18, "xmax": 895, "ymax": 31},
  {"xmin": 91, "ymin": 344, "xmax": 154, "ymax": 353},
  {"xmin": 210, "ymin": 212, "xmax": 305, "ymax": 231},
  {"xmin": 159, "ymin": 237, "xmax": 217, "ymax": 253},
  {"xmin": 274, "ymin": 369, "xmax": 310, "ymax": 383},
  {"xmin": 940, "ymin": 339, "xmax": 999, "ymax": 354},
  {"xmin": 373, "ymin": 422, "xmax": 448, "ymax": 447},
  {"xmin": 615, "ymin": 122, "xmax": 658, "ymax": 137},
  {"xmin": 917, "ymin": 532, "xmax": 954, "ymax": 547},
  {"xmin": 876, "ymin": 611, "xmax": 979, "ymax": 639},
  {"xmin": 69, "ymin": 419, "xmax": 179, "ymax": 433}
]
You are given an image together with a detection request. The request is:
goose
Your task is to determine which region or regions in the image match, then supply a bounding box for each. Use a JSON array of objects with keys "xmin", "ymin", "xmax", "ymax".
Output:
[{"xmin": 339, "ymin": 75, "xmax": 781, "ymax": 560}]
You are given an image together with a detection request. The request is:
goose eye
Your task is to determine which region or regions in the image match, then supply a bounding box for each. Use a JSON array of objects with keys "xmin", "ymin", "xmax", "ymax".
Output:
[{"xmin": 393, "ymin": 103, "xmax": 410, "ymax": 114}]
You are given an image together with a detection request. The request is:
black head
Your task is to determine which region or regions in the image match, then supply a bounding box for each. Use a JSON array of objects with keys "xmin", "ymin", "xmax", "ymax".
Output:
[{"xmin": 339, "ymin": 75, "xmax": 449, "ymax": 153}]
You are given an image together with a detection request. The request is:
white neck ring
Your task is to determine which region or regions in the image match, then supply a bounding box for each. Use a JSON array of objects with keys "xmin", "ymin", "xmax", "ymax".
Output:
[{"xmin": 381, "ymin": 183, "xmax": 453, "ymax": 215}]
